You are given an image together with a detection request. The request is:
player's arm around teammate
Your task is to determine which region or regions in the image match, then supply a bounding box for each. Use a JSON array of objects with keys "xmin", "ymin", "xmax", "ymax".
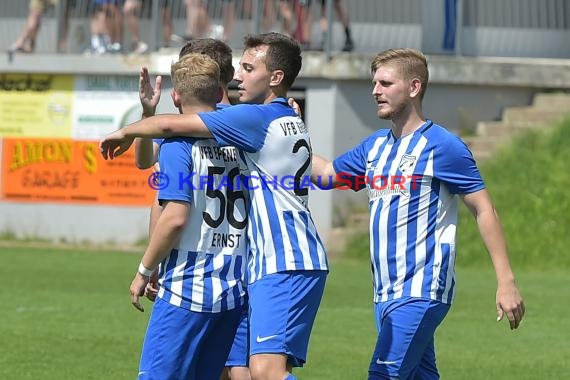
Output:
[
  {"xmin": 134, "ymin": 54, "xmax": 248, "ymax": 380},
  {"xmin": 102, "ymin": 33, "xmax": 328, "ymax": 380}
]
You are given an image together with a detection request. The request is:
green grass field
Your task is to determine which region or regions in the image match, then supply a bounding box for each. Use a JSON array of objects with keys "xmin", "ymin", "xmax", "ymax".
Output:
[
  {"xmin": 2, "ymin": 119, "xmax": 569, "ymax": 379},
  {"xmin": 1, "ymin": 246, "xmax": 568, "ymax": 379}
]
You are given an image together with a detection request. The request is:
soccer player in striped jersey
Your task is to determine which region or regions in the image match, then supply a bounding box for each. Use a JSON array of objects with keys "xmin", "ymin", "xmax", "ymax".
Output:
[
  {"xmin": 101, "ymin": 32, "xmax": 328, "ymax": 380},
  {"xmin": 130, "ymin": 53, "xmax": 248, "ymax": 380},
  {"xmin": 311, "ymin": 48, "xmax": 525, "ymax": 379},
  {"xmin": 134, "ymin": 38, "xmax": 252, "ymax": 380}
]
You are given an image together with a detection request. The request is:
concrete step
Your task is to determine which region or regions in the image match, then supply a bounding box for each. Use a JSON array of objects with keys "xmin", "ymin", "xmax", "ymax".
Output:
[
  {"xmin": 477, "ymin": 121, "xmax": 550, "ymax": 137},
  {"xmin": 502, "ymin": 106, "xmax": 569, "ymax": 125},
  {"xmin": 463, "ymin": 135, "xmax": 508, "ymax": 153},
  {"xmin": 471, "ymin": 150, "xmax": 493, "ymax": 162},
  {"xmin": 476, "ymin": 121, "xmax": 511, "ymax": 137},
  {"xmin": 532, "ymin": 92, "xmax": 570, "ymax": 109}
]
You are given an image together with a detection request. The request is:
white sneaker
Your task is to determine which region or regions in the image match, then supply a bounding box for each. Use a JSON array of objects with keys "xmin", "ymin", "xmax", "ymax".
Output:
[
  {"xmin": 170, "ymin": 34, "xmax": 185, "ymax": 44},
  {"xmin": 209, "ymin": 24, "xmax": 225, "ymax": 40},
  {"xmin": 133, "ymin": 41, "xmax": 148, "ymax": 54},
  {"xmin": 84, "ymin": 45, "xmax": 107, "ymax": 55},
  {"xmin": 107, "ymin": 42, "xmax": 122, "ymax": 54}
]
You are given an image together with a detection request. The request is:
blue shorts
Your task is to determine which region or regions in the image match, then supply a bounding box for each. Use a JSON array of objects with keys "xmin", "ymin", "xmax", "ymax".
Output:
[
  {"xmin": 248, "ymin": 270, "xmax": 327, "ymax": 367},
  {"xmin": 138, "ymin": 297, "xmax": 243, "ymax": 380},
  {"xmin": 225, "ymin": 296, "xmax": 249, "ymax": 367},
  {"xmin": 368, "ymin": 297, "xmax": 450, "ymax": 380}
]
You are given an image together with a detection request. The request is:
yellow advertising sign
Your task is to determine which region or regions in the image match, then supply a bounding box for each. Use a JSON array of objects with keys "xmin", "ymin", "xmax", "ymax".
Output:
[{"xmin": 0, "ymin": 74, "xmax": 73, "ymax": 138}]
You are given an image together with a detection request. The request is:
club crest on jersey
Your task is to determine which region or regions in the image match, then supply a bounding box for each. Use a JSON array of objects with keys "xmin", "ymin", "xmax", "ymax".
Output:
[{"xmin": 398, "ymin": 154, "xmax": 417, "ymax": 173}]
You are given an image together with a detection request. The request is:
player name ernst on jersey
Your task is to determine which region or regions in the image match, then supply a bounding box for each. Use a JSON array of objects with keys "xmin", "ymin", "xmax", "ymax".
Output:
[{"xmin": 211, "ymin": 233, "xmax": 242, "ymax": 248}]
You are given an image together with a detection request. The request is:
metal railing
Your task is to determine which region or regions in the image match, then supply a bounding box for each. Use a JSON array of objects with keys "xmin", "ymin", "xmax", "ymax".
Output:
[{"xmin": 0, "ymin": 0, "xmax": 568, "ymax": 58}]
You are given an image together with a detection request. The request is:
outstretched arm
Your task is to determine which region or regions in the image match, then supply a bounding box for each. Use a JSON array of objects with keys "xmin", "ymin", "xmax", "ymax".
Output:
[
  {"xmin": 100, "ymin": 113, "xmax": 212, "ymax": 160},
  {"xmin": 312, "ymin": 154, "xmax": 341, "ymax": 189},
  {"xmin": 461, "ymin": 189, "xmax": 525, "ymax": 330}
]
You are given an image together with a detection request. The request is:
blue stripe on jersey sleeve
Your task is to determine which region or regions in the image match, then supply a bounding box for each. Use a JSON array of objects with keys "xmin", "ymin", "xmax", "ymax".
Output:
[
  {"xmin": 433, "ymin": 132, "xmax": 486, "ymax": 194},
  {"xmin": 157, "ymin": 138, "xmax": 194, "ymax": 203},
  {"xmin": 198, "ymin": 104, "xmax": 268, "ymax": 153}
]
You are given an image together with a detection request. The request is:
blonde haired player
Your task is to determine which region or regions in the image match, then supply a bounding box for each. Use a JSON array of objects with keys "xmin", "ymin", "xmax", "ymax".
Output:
[{"xmin": 131, "ymin": 54, "xmax": 248, "ymax": 380}]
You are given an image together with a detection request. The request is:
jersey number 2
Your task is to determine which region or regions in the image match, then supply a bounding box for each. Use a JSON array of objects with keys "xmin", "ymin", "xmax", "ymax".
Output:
[{"xmin": 292, "ymin": 139, "xmax": 311, "ymax": 197}]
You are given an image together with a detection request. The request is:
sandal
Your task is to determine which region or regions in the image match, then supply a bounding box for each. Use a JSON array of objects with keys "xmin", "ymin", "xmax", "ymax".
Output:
[{"xmin": 8, "ymin": 37, "xmax": 34, "ymax": 53}]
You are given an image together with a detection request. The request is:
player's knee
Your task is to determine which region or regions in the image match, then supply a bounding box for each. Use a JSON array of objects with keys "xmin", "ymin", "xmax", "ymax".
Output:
[
  {"xmin": 228, "ymin": 367, "xmax": 252, "ymax": 380},
  {"xmin": 249, "ymin": 356, "xmax": 286, "ymax": 380},
  {"xmin": 248, "ymin": 362, "xmax": 268, "ymax": 380}
]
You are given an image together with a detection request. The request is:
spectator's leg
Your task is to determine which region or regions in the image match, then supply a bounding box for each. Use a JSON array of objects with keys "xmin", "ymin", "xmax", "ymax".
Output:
[
  {"xmin": 261, "ymin": 0, "xmax": 276, "ymax": 32},
  {"xmin": 333, "ymin": 0, "xmax": 353, "ymax": 51},
  {"xmin": 221, "ymin": 0, "xmax": 235, "ymax": 42},
  {"xmin": 106, "ymin": 2, "xmax": 123, "ymax": 52},
  {"xmin": 10, "ymin": 1, "xmax": 47, "ymax": 53},
  {"xmin": 279, "ymin": 0, "xmax": 294, "ymax": 37},
  {"xmin": 90, "ymin": 2, "xmax": 110, "ymax": 54},
  {"xmin": 185, "ymin": 0, "xmax": 211, "ymax": 40},
  {"xmin": 161, "ymin": 2, "xmax": 174, "ymax": 47}
]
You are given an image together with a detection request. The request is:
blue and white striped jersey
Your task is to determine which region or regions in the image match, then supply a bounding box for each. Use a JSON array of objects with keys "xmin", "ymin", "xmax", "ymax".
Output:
[
  {"xmin": 199, "ymin": 98, "xmax": 328, "ymax": 284},
  {"xmin": 156, "ymin": 137, "xmax": 247, "ymax": 313},
  {"xmin": 333, "ymin": 120, "xmax": 485, "ymax": 304}
]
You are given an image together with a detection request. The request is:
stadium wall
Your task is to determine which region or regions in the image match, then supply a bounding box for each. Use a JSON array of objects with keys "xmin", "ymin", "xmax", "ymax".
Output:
[{"xmin": 0, "ymin": 53, "xmax": 568, "ymax": 245}]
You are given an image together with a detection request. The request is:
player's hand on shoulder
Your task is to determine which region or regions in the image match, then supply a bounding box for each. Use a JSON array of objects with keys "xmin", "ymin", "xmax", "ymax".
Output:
[{"xmin": 288, "ymin": 97, "xmax": 302, "ymax": 117}]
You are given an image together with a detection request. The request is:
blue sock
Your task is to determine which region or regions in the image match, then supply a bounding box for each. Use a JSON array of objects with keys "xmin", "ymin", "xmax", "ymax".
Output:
[{"xmin": 284, "ymin": 375, "xmax": 297, "ymax": 380}]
